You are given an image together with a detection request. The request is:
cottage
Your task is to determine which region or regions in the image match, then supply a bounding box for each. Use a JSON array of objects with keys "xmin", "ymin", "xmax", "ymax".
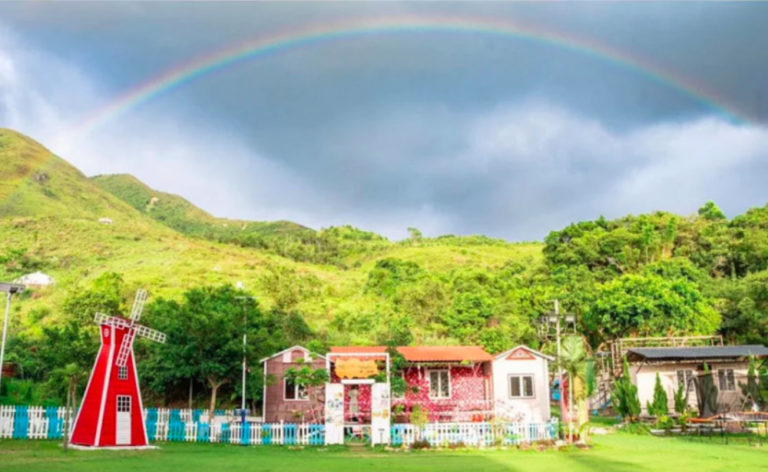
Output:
[
  {"xmin": 492, "ymin": 346, "xmax": 553, "ymax": 422},
  {"xmin": 260, "ymin": 346, "xmax": 326, "ymax": 423},
  {"xmin": 261, "ymin": 344, "xmax": 553, "ymax": 425},
  {"xmin": 626, "ymin": 345, "xmax": 768, "ymax": 415}
]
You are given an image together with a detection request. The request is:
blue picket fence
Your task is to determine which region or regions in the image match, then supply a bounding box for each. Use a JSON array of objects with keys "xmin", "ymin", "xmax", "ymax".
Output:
[{"xmin": 2, "ymin": 405, "xmax": 555, "ymax": 447}]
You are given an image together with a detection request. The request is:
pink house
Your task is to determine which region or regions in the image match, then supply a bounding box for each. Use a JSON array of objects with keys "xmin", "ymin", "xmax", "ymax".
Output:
[
  {"xmin": 260, "ymin": 346, "xmax": 326, "ymax": 423},
  {"xmin": 329, "ymin": 346, "xmax": 494, "ymax": 423}
]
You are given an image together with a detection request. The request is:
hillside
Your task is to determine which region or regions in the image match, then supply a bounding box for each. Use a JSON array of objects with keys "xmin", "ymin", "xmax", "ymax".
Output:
[
  {"xmin": 91, "ymin": 173, "xmax": 313, "ymax": 240},
  {"xmin": 0, "ymin": 129, "xmax": 542, "ymax": 346}
]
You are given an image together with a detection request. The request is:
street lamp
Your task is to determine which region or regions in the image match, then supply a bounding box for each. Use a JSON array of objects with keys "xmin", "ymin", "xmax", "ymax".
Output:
[
  {"xmin": 234, "ymin": 281, "xmax": 256, "ymax": 425},
  {"xmin": 0, "ymin": 282, "xmax": 25, "ymax": 392}
]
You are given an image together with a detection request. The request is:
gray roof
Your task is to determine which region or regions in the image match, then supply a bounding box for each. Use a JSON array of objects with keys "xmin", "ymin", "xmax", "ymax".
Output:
[{"xmin": 627, "ymin": 345, "xmax": 768, "ymax": 361}]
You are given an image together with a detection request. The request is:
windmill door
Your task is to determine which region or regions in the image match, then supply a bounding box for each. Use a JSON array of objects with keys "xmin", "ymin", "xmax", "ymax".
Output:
[{"xmin": 116, "ymin": 396, "xmax": 132, "ymax": 445}]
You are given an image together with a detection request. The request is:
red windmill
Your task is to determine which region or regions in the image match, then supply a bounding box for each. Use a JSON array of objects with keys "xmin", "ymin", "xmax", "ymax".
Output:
[{"xmin": 70, "ymin": 289, "xmax": 166, "ymax": 448}]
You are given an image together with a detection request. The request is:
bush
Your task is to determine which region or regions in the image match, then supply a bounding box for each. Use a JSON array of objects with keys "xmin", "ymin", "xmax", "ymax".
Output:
[
  {"xmin": 647, "ymin": 372, "xmax": 668, "ymax": 417},
  {"xmin": 613, "ymin": 359, "xmax": 641, "ymax": 422},
  {"xmin": 411, "ymin": 439, "xmax": 431, "ymax": 450}
]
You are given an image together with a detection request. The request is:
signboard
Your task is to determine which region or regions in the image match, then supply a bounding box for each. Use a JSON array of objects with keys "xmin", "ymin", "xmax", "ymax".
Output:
[
  {"xmin": 335, "ymin": 358, "xmax": 378, "ymax": 379},
  {"xmin": 324, "ymin": 383, "xmax": 344, "ymax": 445},
  {"xmin": 370, "ymin": 382, "xmax": 391, "ymax": 446}
]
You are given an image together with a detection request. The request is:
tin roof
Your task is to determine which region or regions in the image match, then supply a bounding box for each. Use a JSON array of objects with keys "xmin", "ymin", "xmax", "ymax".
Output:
[
  {"xmin": 627, "ymin": 345, "xmax": 768, "ymax": 362},
  {"xmin": 329, "ymin": 345, "xmax": 493, "ymax": 362}
]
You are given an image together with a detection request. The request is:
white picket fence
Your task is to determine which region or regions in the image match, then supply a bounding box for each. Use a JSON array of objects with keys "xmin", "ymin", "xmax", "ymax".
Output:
[
  {"xmin": 391, "ymin": 421, "xmax": 557, "ymax": 447},
  {"xmin": 1, "ymin": 405, "xmax": 556, "ymax": 447}
]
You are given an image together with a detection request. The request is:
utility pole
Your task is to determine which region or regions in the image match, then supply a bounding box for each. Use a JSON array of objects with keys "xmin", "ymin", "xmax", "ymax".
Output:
[
  {"xmin": 539, "ymin": 299, "xmax": 575, "ymax": 442},
  {"xmin": 0, "ymin": 283, "xmax": 25, "ymax": 392}
]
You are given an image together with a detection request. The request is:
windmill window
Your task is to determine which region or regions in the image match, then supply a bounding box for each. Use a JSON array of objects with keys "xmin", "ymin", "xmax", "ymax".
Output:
[
  {"xmin": 118, "ymin": 366, "xmax": 128, "ymax": 380},
  {"xmin": 117, "ymin": 395, "xmax": 131, "ymax": 412}
]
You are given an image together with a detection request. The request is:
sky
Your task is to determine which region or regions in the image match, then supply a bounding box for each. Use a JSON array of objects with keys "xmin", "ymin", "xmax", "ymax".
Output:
[{"xmin": 1, "ymin": 2, "xmax": 767, "ymax": 241}]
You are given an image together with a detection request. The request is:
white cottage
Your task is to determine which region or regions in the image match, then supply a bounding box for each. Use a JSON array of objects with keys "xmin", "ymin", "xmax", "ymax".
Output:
[{"xmin": 492, "ymin": 345, "xmax": 553, "ymax": 422}]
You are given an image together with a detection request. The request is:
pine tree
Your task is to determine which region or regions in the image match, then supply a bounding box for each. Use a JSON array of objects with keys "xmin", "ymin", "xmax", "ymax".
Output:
[
  {"xmin": 647, "ymin": 372, "xmax": 668, "ymax": 417},
  {"xmin": 612, "ymin": 358, "xmax": 641, "ymax": 422}
]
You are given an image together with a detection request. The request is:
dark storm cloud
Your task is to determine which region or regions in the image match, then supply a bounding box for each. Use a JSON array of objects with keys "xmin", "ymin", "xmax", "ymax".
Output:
[{"xmin": 1, "ymin": 2, "xmax": 767, "ymax": 240}]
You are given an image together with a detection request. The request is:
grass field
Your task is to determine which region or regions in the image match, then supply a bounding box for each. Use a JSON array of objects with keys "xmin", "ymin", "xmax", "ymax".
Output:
[{"xmin": 1, "ymin": 433, "xmax": 768, "ymax": 472}]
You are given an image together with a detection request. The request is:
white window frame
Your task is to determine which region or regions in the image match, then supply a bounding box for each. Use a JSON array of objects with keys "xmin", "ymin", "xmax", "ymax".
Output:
[
  {"xmin": 509, "ymin": 374, "xmax": 535, "ymax": 399},
  {"xmin": 118, "ymin": 365, "xmax": 128, "ymax": 380},
  {"xmin": 283, "ymin": 377, "xmax": 309, "ymax": 401},
  {"xmin": 717, "ymin": 369, "xmax": 736, "ymax": 392},
  {"xmin": 676, "ymin": 369, "xmax": 695, "ymax": 393},
  {"xmin": 427, "ymin": 369, "xmax": 451, "ymax": 399}
]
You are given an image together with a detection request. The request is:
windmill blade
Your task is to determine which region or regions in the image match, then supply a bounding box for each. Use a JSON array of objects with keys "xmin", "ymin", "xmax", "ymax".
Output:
[
  {"xmin": 133, "ymin": 324, "xmax": 166, "ymax": 344},
  {"xmin": 115, "ymin": 330, "xmax": 136, "ymax": 367},
  {"xmin": 130, "ymin": 289, "xmax": 148, "ymax": 322},
  {"xmin": 94, "ymin": 313, "xmax": 130, "ymax": 329}
]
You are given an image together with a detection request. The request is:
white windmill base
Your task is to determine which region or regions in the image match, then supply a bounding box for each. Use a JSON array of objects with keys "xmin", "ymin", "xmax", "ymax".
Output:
[{"xmin": 66, "ymin": 443, "xmax": 160, "ymax": 451}]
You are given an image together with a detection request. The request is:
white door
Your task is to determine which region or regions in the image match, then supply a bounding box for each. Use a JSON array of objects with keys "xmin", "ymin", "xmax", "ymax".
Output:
[
  {"xmin": 324, "ymin": 383, "xmax": 344, "ymax": 445},
  {"xmin": 371, "ymin": 383, "xmax": 391, "ymax": 446},
  {"xmin": 116, "ymin": 396, "xmax": 132, "ymax": 445}
]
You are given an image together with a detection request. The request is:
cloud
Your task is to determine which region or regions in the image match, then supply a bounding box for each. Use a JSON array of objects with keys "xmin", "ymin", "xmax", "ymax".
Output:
[{"xmin": 1, "ymin": 23, "xmax": 767, "ymax": 242}]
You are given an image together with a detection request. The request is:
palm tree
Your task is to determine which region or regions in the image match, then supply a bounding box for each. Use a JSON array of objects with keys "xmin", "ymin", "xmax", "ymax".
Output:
[{"xmin": 559, "ymin": 335, "xmax": 588, "ymax": 443}]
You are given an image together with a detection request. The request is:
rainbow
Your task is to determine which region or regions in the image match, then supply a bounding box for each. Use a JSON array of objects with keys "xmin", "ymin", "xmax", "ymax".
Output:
[{"xmin": 71, "ymin": 15, "xmax": 751, "ymax": 137}]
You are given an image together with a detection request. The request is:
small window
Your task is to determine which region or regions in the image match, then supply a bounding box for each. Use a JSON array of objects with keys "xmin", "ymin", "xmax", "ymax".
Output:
[
  {"xmin": 677, "ymin": 370, "xmax": 695, "ymax": 392},
  {"xmin": 428, "ymin": 370, "xmax": 451, "ymax": 399},
  {"xmin": 718, "ymin": 369, "xmax": 735, "ymax": 391},
  {"xmin": 284, "ymin": 378, "xmax": 308, "ymax": 400},
  {"xmin": 118, "ymin": 366, "xmax": 128, "ymax": 380},
  {"xmin": 117, "ymin": 395, "xmax": 131, "ymax": 412},
  {"xmin": 509, "ymin": 375, "xmax": 535, "ymax": 398}
]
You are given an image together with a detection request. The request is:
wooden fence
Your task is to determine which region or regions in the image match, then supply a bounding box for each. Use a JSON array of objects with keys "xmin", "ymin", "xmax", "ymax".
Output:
[{"xmin": 1, "ymin": 405, "xmax": 556, "ymax": 446}]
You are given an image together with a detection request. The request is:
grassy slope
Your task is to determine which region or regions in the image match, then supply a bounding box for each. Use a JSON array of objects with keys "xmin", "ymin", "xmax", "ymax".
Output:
[
  {"xmin": 1, "ymin": 433, "xmax": 767, "ymax": 472},
  {"xmin": 0, "ymin": 129, "xmax": 542, "ymax": 343},
  {"xmin": 91, "ymin": 173, "xmax": 314, "ymax": 238}
]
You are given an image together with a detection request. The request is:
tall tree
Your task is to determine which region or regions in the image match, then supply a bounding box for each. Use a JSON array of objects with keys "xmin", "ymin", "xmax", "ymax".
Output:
[{"xmin": 144, "ymin": 284, "xmax": 285, "ymax": 415}]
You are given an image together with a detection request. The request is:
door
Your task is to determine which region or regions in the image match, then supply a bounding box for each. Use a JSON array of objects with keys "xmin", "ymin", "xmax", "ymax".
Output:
[
  {"xmin": 116, "ymin": 395, "xmax": 132, "ymax": 445},
  {"xmin": 324, "ymin": 383, "xmax": 344, "ymax": 445},
  {"xmin": 370, "ymin": 383, "xmax": 391, "ymax": 446}
]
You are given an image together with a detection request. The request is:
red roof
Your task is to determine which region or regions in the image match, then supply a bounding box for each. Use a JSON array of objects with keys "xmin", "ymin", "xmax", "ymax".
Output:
[
  {"xmin": 329, "ymin": 345, "xmax": 492, "ymax": 362},
  {"xmin": 397, "ymin": 346, "xmax": 492, "ymax": 362}
]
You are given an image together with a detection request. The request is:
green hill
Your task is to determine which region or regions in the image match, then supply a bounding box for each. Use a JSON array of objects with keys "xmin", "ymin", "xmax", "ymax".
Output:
[
  {"xmin": 0, "ymin": 129, "xmax": 541, "ymax": 347},
  {"xmin": 91, "ymin": 173, "xmax": 313, "ymax": 240}
]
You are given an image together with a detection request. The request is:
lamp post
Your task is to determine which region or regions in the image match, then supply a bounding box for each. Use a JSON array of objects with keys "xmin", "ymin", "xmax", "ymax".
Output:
[
  {"xmin": 0, "ymin": 283, "xmax": 25, "ymax": 392},
  {"xmin": 234, "ymin": 281, "xmax": 255, "ymax": 425},
  {"xmin": 538, "ymin": 299, "xmax": 575, "ymax": 440}
]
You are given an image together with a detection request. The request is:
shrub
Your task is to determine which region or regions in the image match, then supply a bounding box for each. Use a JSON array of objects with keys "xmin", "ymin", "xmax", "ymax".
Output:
[
  {"xmin": 612, "ymin": 359, "xmax": 641, "ymax": 422},
  {"xmin": 411, "ymin": 439, "xmax": 431, "ymax": 450},
  {"xmin": 647, "ymin": 373, "xmax": 669, "ymax": 417}
]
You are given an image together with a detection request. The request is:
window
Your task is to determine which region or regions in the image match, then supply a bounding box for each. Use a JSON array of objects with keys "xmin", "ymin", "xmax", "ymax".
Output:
[
  {"xmin": 118, "ymin": 366, "xmax": 128, "ymax": 380},
  {"xmin": 677, "ymin": 370, "xmax": 695, "ymax": 392},
  {"xmin": 718, "ymin": 369, "xmax": 735, "ymax": 391},
  {"xmin": 284, "ymin": 378, "xmax": 308, "ymax": 400},
  {"xmin": 117, "ymin": 395, "xmax": 131, "ymax": 413},
  {"xmin": 428, "ymin": 370, "xmax": 451, "ymax": 399},
  {"xmin": 509, "ymin": 375, "xmax": 535, "ymax": 398}
]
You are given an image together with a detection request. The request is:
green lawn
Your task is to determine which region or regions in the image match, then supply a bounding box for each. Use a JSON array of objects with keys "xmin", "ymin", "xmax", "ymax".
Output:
[{"xmin": 1, "ymin": 433, "xmax": 767, "ymax": 472}]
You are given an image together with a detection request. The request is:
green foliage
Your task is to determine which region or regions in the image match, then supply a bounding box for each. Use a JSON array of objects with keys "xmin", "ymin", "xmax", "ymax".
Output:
[
  {"xmin": 647, "ymin": 373, "xmax": 669, "ymax": 417},
  {"xmin": 673, "ymin": 385, "xmax": 687, "ymax": 414},
  {"xmin": 585, "ymin": 273, "xmax": 720, "ymax": 343},
  {"xmin": 739, "ymin": 356, "xmax": 764, "ymax": 409},
  {"xmin": 698, "ymin": 201, "xmax": 726, "ymax": 221},
  {"xmin": 613, "ymin": 359, "xmax": 641, "ymax": 422},
  {"xmin": 142, "ymin": 284, "xmax": 285, "ymax": 411}
]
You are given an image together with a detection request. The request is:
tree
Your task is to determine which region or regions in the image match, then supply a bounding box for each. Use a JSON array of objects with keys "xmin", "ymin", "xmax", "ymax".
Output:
[
  {"xmin": 740, "ymin": 356, "xmax": 764, "ymax": 410},
  {"xmin": 144, "ymin": 285, "xmax": 285, "ymax": 416},
  {"xmin": 673, "ymin": 385, "xmax": 687, "ymax": 414},
  {"xmin": 647, "ymin": 373, "xmax": 668, "ymax": 417},
  {"xmin": 407, "ymin": 227, "xmax": 423, "ymax": 244},
  {"xmin": 613, "ymin": 359, "xmax": 641, "ymax": 422},
  {"xmin": 585, "ymin": 273, "xmax": 720, "ymax": 343},
  {"xmin": 698, "ymin": 201, "xmax": 726, "ymax": 221},
  {"xmin": 560, "ymin": 335, "xmax": 589, "ymax": 442}
]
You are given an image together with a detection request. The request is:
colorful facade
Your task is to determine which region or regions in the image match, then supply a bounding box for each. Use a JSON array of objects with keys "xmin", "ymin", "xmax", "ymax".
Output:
[
  {"xmin": 262, "ymin": 344, "xmax": 551, "ymax": 424},
  {"xmin": 260, "ymin": 346, "xmax": 327, "ymax": 423}
]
